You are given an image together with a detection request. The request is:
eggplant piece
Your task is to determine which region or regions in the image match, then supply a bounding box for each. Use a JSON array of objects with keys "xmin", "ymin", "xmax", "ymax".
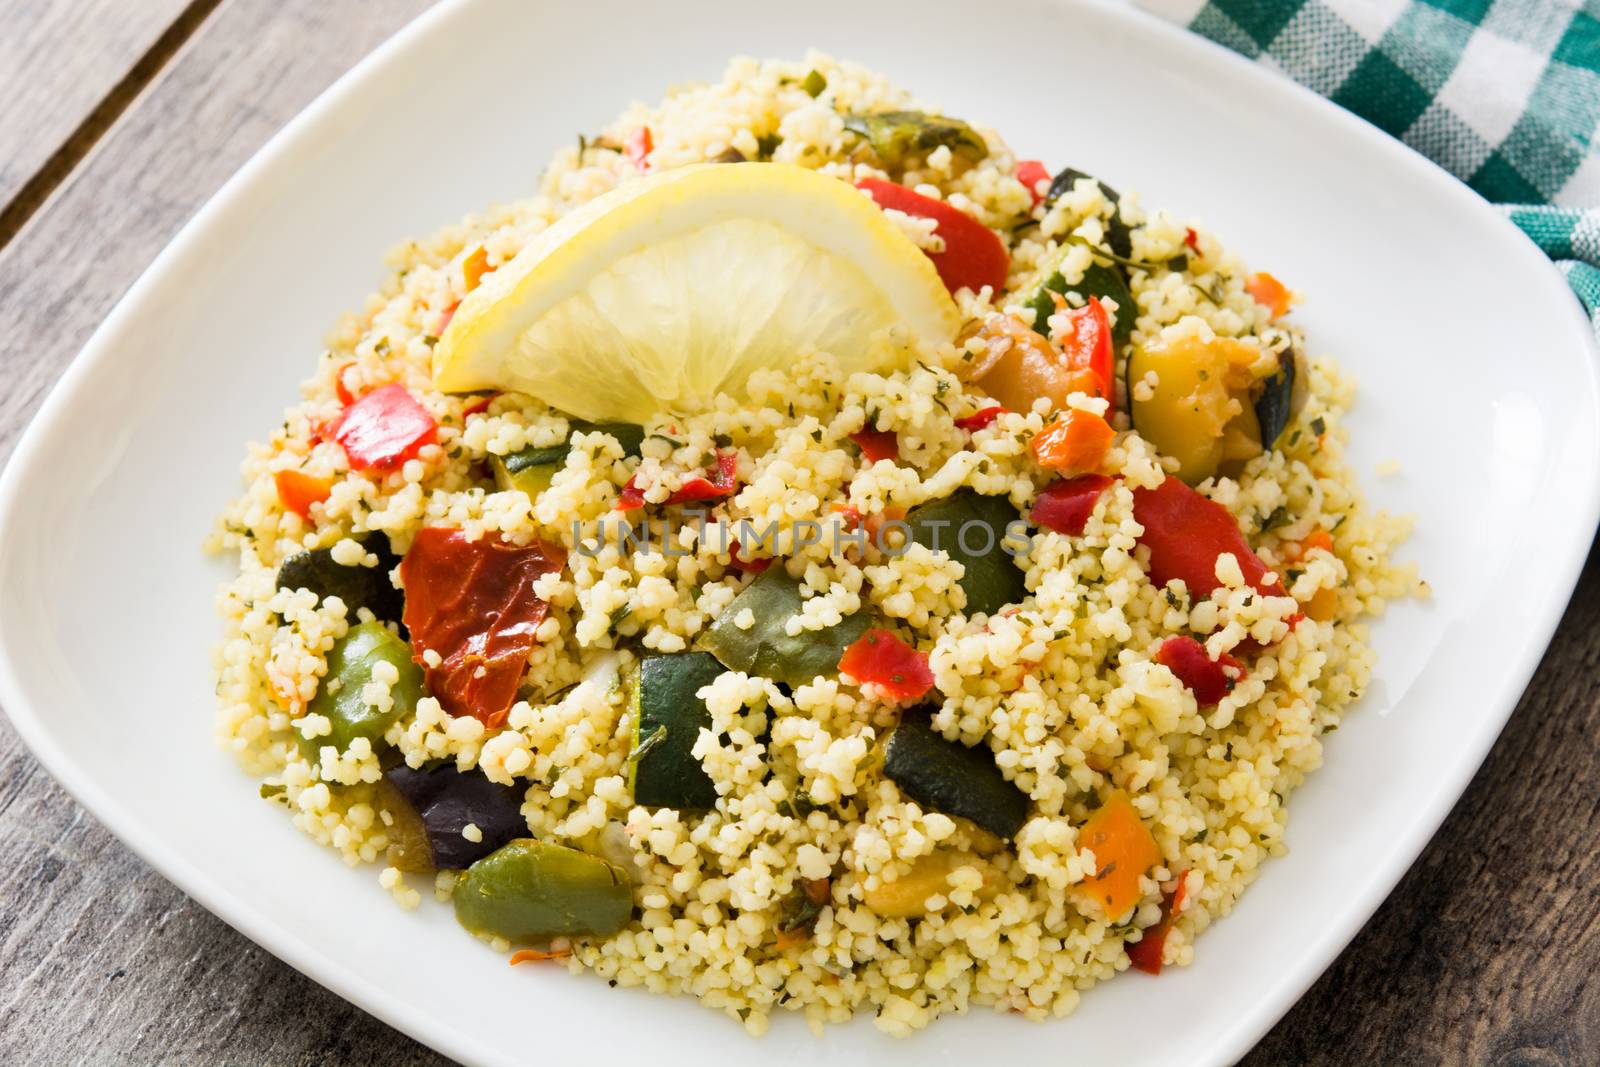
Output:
[
  {"xmin": 841, "ymin": 110, "xmax": 988, "ymax": 170},
  {"xmin": 276, "ymin": 532, "xmax": 404, "ymax": 625},
  {"xmin": 380, "ymin": 762, "xmax": 528, "ymax": 872},
  {"xmin": 1045, "ymin": 167, "xmax": 1133, "ymax": 259}
]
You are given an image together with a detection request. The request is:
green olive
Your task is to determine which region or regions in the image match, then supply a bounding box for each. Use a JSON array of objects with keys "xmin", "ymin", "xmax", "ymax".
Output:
[
  {"xmin": 298, "ymin": 621, "xmax": 423, "ymax": 762},
  {"xmin": 454, "ymin": 839, "xmax": 634, "ymax": 943}
]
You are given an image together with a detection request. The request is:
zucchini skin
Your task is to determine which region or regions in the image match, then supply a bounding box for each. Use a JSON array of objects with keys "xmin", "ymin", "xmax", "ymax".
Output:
[
  {"xmin": 1020, "ymin": 258, "xmax": 1135, "ymax": 348},
  {"xmin": 275, "ymin": 532, "xmax": 405, "ymax": 626},
  {"xmin": 1252, "ymin": 347, "xmax": 1298, "ymax": 449},
  {"xmin": 1045, "ymin": 167, "xmax": 1132, "ymax": 258},
  {"xmin": 883, "ymin": 716, "xmax": 1029, "ymax": 839},
  {"xmin": 905, "ymin": 490, "xmax": 1027, "ymax": 617},
  {"xmin": 630, "ymin": 652, "xmax": 723, "ymax": 810}
]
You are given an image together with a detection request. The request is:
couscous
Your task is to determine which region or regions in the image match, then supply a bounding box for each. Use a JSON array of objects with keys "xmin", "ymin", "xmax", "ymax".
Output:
[{"xmin": 209, "ymin": 53, "xmax": 1420, "ymax": 1036}]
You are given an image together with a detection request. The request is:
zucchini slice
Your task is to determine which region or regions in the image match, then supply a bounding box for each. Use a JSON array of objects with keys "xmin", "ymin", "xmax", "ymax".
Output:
[
  {"xmin": 492, "ymin": 421, "xmax": 645, "ymax": 499},
  {"xmin": 882, "ymin": 716, "xmax": 1029, "ymax": 839},
  {"xmin": 629, "ymin": 652, "xmax": 723, "ymax": 810},
  {"xmin": 1252, "ymin": 346, "xmax": 1299, "ymax": 449},
  {"xmin": 275, "ymin": 532, "xmax": 405, "ymax": 626},
  {"xmin": 700, "ymin": 568, "xmax": 869, "ymax": 688},
  {"xmin": 1044, "ymin": 167, "xmax": 1133, "ymax": 258},
  {"xmin": 1016, "ymin": 253, "xmax": 1135, "ymax": 348},
  {"xmin": 904, "ymin": 490, "xmax": 1027, "ymax": 617}
]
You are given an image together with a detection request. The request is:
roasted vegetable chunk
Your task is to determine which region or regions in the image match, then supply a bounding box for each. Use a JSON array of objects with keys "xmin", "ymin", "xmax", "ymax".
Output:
[
  {"xmin": 454, "ymin": 839, "xmax": 633, "ymax": 943},
  {"xmin": 843, "ymin": 110, "xmax": 988, "ymax": 169},
  {"xmin": 380, "ymin": 763, "xmax": 527, "ymax": 872},
  {"xmin": 276, "ymin": 533, "xmax": 404, "ymax": 625},
  {"xmin": 297, "ymin": 621, "xmax": 423, "ymax": 762}
]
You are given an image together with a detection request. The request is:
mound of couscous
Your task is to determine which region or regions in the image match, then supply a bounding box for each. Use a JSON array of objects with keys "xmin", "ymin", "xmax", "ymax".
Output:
[{"xmin": 208, "ymin": 53, "xmax": 1420, "ymax": 1036}]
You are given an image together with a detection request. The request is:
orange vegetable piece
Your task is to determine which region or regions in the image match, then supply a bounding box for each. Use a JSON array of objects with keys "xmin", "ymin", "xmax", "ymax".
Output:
[
  {"xmin": 462, "ymin": 246, "xmax": 492, "ymax": 292},
  {"xmin": 274, "ymin": 469, "xmax": 333, "ymax": 520},
  {"xmin": 1245, "ymin": 272, "xmax": 1291, "ymax": 320},
  {"xmin": 1032, "ymin": 409, "xmax": 1114, "ymax": 473},
  {"xmin": 508, "ymin": 947, "xmax": 572, "ymax": 965},
  {"xmin": 1075, "ymin": 790, "xmax": 1161, "ymax": 919},
  {"xmin": 1300, "ymin": 527, "xmax": 1334, "ymax": 556},
  {"xmin": 964, "ymin": 314, "xmax": 1098, "ymax": 414},
  {"xmin": 775, "ymin": 926, "xmax": 809, "ymax": 951}
]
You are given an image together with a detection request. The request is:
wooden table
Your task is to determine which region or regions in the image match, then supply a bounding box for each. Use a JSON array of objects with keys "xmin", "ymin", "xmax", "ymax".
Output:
[{"xmin": 0, "ymin": 3, "xmax": 1595, "ymax": 1063}]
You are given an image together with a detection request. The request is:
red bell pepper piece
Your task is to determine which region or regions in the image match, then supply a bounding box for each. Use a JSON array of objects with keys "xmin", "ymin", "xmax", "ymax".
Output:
[
  {"xmin": 1060, "ymin": 298, "xmax": 1113, "ymax": 401},
  {"xmin": 1154, "ymin": 636, "xmax": 1242, "ymax": 708},
  {"xmin": 666, "ymin": 451, "xmax": 738, "ymax": 504},
  {"xmin": 1183, "ymin": 227, "xmax": 1200, "ymax": 254},
  {"xmin": 1032, "ymin": 473, "xmax": 1115, "ymax": 536},
  {"xmin": 955, "ymin": 405, "xmax": 1006, "ymax": 432},
  {"xmin": 331, "ymin": 383, "xmax": 437, "ymax": 471},
  {"xmin": 1015, "ymin": 159, "xmax": 1050, "ymax": 206},
  {"xmin": 333, "ymin": 362, "xmax": 358, "ymax": 406},
  {"xmin": 435, "ymin": 301, "xmax": 459, "ymax": 336},
  {"xmin": 1131, "ymin": 478, "xmax": 1283, "ymax": 599},
  {"xmin": 727, "ymin": 540, "xmax": 773, "ymax": 574},
  {"xmin": 849, "ymin": 428, "xmax": 899, "ymax": 463},
  {"xmin": 399, "ymin": 528, "xmax": 566, "ymax": 728},
  {"xmin": 625, "ymin": 126, "xmax": 653, "ymax": 171},
  {"xmin": 838, "ymin": 628, "xmax": 934, "ymax": 702},
  {"xmin": 1126, "ymin": 871, "xmax": 1189, "ymax": 975},
  {"xmin": 462, "ymin": 394, "xmax": 496, "ymax": 417},
  {"xmin": 855, "ymin": 178, "xmax": 1009, "ymax": 296},
  {"xmin": 616, "ymin": 452, "xmax": 738, "ymax": 510}
]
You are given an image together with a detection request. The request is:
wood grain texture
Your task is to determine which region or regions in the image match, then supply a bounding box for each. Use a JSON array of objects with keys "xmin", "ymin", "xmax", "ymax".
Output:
[
  {"xmin": 0, "ymin": 2, "xmax": 1598, "ymax": 1064},
  {"xmin": 0, "ymin": 0, "xmax": 208, "ymax": 243}
]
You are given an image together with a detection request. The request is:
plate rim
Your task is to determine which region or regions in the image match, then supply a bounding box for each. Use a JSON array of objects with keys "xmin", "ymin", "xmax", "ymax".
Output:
[{"xmin": 1, "ymin": 0, "xmax": 1597, "ymax": 1063}]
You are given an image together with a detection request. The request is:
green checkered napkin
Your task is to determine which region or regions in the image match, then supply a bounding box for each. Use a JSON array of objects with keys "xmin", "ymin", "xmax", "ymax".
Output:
[{"xmin": 1136, "ymin": 0, "xmax": 1600, "ymax": 334}]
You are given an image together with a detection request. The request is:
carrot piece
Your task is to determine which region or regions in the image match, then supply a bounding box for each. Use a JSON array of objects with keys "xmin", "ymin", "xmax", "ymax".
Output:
[
  {"xmin": 509, "ymin": 947, "xmax": 572, "ymax": 965},
  {"xmin": 775, "ymin": 926, "xmax": 809, "ymax": 951},
  {"xmin": 1245, "ymin": 272, "xmax": 1291, "ymax": 320},
  {"xmin": 1032, "ymin": 409, "xmax": 1114, "ymax": 472},
  {"xmin": 274, "ymin": 469, "xmax": 333, "ymax": 520},
  {"xmin": 462, "ymin": 246, "xmax": 492, "ymax": 292},
  {"xmin": 1299, "ymin": 527, "xmax": 1334, "ymax": 556},
  {"xmin": 1075, "ymin": 790, "xmax": 1162, "ymax": 920}
]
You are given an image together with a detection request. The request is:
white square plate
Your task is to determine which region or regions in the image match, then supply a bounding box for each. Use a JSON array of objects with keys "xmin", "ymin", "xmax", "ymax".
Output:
[{"xmin": 2, "ymin": 0, "xmax": 1596, "ymax": 1063}]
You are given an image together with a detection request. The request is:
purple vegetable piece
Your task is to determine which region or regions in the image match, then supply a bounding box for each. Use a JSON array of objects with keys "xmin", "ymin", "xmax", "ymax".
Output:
[{"xmin": 384, "ymin": 763, "xmax": 526, "ymax": 870}]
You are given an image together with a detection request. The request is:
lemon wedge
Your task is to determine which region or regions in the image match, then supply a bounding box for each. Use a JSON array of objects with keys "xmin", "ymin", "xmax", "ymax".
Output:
[{"xmin": 431, "ymin": 163, "xmax": 960, "ymax": 423}]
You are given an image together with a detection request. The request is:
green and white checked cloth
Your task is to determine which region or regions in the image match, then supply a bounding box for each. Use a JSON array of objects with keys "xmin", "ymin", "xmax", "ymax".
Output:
[{"xmin": 1136, "ymin": 0, "xmax": 1600, "ymax": 334}]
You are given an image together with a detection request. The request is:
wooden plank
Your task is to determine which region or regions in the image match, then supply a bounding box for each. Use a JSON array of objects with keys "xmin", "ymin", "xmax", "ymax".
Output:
[
  {"xmin": 1243, "ymin": 545, "xmax": 1600, "ymax": 1065},
  {"xmin": 0, "ymin": 2, "xmax": 1597, "ymax": 1063},
  {"xmin": 0, "ymin": 0, "xmax": 207, "ymax": 244}
]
